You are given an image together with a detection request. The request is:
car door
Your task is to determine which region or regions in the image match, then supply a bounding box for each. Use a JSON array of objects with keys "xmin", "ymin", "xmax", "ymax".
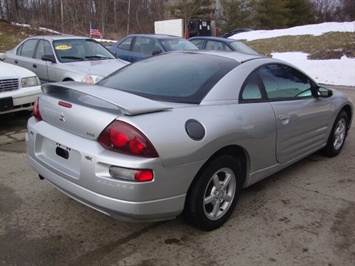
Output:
[
  {"xmin": 12, "ymin": 39, "xmax": 40, "ymax": 75},
  {"xmin": 257, "ymin": 64, "xmax": 333, "ymax": 164},
  {"xmin": 33, "ymin": 39, "xmax": 54, "ymax": 83}
]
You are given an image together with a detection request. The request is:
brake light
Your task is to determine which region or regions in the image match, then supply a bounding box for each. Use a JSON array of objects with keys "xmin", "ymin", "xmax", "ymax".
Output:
[
  {"xmin": 33, "ymin": 97, "xmax": 42, "ymax": 121},
  {"xmin": 98, "ymin": 120, "xmax": 158, "ymax": 158}
]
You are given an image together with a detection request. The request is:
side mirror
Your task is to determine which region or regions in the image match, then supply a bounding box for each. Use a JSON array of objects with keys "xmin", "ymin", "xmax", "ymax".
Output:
[
  {"xmin": 0, "ymin": 53, "xmax": 5, "ymax": 61},
  {"xmin": 42, "ymin": 54, "xmax": 56, "ymax": 63},
  {"xmin": 152, "ymin": 50, "xmax": 162, "ymax": 56},
  {"xmin": 318, "ymin": 87, "xmax": 333, "ymax": 98}
]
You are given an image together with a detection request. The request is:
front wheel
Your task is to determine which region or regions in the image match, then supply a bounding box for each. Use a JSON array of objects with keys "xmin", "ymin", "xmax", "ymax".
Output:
[
  {"xmin": 184, "ymin": 155, "xmax": 242, "ymax": 231},
  {"xmin": 323, "ymin": 110, "xmax": 348, "ymax": 157}
]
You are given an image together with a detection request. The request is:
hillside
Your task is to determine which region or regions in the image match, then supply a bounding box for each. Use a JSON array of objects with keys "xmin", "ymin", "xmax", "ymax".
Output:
[{"xmin": 1, "ymin": 19, "xmax": 354, "ymax": 60}]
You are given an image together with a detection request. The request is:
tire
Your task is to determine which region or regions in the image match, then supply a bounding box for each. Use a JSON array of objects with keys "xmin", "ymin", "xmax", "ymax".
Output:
[
  {"xmin": 323, "ymin": 110, "xmax": 348, "ymax": 157},
  {"xmin": 184, "ymin": 155, "xmax": 242, "ymax": 231}
]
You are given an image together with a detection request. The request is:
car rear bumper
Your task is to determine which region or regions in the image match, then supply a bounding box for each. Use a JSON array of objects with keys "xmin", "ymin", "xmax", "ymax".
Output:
[{"xmin": 27, "ymin": 153, "xmax": 185, "ymax": 222}]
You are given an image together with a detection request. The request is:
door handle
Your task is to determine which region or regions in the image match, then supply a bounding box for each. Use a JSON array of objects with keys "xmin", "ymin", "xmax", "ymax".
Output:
[
  {"xmin": 279, "ymin": 114, "xmax": 290, "ymax": 125},
  {"xmin": 15, "ymin": 60, "xmax": 18, "ymax": 64},
  {"xmin": 33, "ymin": 64, "xmax": 37, "ymax": 68},
  {"xmin": 279, "ymin": 114, "xmax": 290, "ymax": 120}
]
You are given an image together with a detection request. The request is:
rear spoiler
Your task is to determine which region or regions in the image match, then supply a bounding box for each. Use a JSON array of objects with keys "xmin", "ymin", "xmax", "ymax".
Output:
[{"xmin": 41, "ymin": 82, "xmax": 171, "ymax": 116}]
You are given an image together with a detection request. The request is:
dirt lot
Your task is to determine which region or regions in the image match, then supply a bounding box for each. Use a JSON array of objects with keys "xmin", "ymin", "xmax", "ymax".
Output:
[{"xmin": 0, "ymin": 87, "xmax": 354, "ymax": 265}]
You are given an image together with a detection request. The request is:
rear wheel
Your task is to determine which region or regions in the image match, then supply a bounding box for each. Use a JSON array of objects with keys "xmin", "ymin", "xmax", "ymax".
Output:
[
  {"xmin": 185, "ymin": 155, "xmax": 242, "ymax": 231},
  {"xmin": 323, "ymin": 110, "xmax": 348, "ymax": 157}
]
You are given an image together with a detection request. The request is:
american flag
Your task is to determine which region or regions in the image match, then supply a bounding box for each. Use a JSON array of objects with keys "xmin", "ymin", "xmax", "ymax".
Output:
[{"xmin": 90, "ymin": 22, "xmax": 103, "ymax": 39}]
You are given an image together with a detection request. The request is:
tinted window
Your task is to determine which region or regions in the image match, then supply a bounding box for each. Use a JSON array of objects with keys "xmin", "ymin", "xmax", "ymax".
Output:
[
  {"xmin": 258, "ymin": 64, "xmax": 313, "ymax": 99},
  {"xmin": 98, "ymin": 53, "xmax": 238, "ymax": 104},
  {"xmin": 240, "ymin": 72, "xmax": 263, "ymax": 101},
  {"xmin": 18, "ymin": 39, "xmax": 38, "ymax": 57}
]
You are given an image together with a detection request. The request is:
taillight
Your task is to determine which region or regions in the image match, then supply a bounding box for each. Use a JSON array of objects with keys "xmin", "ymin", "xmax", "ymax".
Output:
[
  {"xmin": 33, "ymin": 97, "xmax": 42, "ymax": 121},
  {"xmin": 98, "ymin": 120, "xmax": 158, "ymax": 158},
  {"xmin": 109, "ymin": 166, "xmax": 154, "ymax": 182}
]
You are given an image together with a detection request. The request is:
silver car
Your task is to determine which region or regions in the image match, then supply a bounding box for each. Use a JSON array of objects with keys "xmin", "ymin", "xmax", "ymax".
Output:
[
  {"xmin": 26, "ymin": 51, "xmax": 353, "ymax": 231},
  {"xmin": 5, "ymin": 36, "xmax": 128, "ymax": 84}
]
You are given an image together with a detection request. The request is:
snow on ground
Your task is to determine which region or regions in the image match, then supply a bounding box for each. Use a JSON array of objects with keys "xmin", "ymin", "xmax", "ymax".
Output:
[{"xmin": 231, "ymin": 21, "xmax": 355, "ymax": 87}]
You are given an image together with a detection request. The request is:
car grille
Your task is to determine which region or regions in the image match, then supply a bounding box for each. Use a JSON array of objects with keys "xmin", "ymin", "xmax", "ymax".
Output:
[{"xmin": 0, "ymin": 78, "xmax": 19, "ymax": 92}]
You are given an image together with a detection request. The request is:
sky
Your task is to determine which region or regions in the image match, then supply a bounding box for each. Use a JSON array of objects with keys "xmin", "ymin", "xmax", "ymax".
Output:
[{"xmin": 230, "ymin": 21, "xmax": 355, "ymax": 87}]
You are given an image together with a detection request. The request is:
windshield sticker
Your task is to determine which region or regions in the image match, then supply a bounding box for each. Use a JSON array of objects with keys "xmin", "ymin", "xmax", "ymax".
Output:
[{"xmin": 55, "ymin": 45, "xmax": 72, "ymax": 50}]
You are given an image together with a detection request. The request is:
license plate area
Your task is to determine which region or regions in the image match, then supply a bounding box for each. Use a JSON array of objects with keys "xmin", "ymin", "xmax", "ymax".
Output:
[
  {"xmin": 0, "ymin": 97, "xmax": 14, "ymax": 111},
  {"xmin": 36, "ymin": 136, "xmax": 81, "ymax": 178}
]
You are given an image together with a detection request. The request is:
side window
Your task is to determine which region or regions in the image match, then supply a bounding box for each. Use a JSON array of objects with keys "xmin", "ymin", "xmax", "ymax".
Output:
[
  {"xmin": 118, "ymin": 37, "xmax": 133, "ymax": 51},
  {"xmin": 240, "ymin": 72, "xmax": 263, "ymax": 101},
  {"xmin": 35, "ymin": 40, "xmax": 53, "ymax": 59},
  {"xmin": 190, "ymin": 39, "xmax": 204, "ymax": 49},
  {"xmin": 206, "ymin": 40, "xmax": 223, "ymax": 50},
  {"xmin": 132, "ymin": 37, "xmax": 147, "ymax": 53},
  {"xmin": 17, "ymin": 39, "xmax": 38, "ymax": 58},
  {"xmin": 139, "ymin": 38, "xmax": 158, "ymax": 55},
  {"xmin": 258, "ymin": 64, "xmax": 313, "ymax": 99}
]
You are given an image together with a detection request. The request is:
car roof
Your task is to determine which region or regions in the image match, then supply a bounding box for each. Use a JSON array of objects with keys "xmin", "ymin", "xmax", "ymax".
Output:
[
  {"xmin": 169, "ymin": 50, "xmax": 266, "ymax": 63},
  {"xmin": 189, "ymin": 36, "xmax": 241, "ymax": 43},
  {"xmin": 24, "ymin": 35, "xmax": 92, "ymax": 41},
  {"xmin": 125, "ymin": 34, "xmax": 183, "ymax": 39}
]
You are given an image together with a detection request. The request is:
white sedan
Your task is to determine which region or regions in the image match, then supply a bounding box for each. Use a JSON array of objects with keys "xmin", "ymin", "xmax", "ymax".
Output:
[{"xmin": 0, "ymin": 53, "xmax": 41, "ymax": 115}]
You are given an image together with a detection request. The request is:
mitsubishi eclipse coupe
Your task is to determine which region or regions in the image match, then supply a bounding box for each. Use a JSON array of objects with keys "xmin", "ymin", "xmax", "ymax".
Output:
[{"xmin": 26, "ymin": 51, "xmax": 353, "ymax": 231}]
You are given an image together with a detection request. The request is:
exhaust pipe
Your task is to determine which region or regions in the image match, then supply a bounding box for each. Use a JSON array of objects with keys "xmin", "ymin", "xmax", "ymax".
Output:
[{"xmin": 39, "ymin": 175, "xmax": 45, "ymax": 180}]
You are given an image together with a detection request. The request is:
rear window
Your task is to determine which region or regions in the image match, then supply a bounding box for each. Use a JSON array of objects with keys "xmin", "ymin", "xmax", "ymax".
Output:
[{"xmin": 98, "ymin": 53, "xmax": 238, "ymax": 103}]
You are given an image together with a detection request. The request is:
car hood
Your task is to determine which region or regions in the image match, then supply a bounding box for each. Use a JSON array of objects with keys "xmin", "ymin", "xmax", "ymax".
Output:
[
  {"xmin": 63, "ymin": 59, "xmax": 128, "ymax": 76},
  {"xmin": 0, "ymin": 61, "xmax": 37, "ymax": 78}
]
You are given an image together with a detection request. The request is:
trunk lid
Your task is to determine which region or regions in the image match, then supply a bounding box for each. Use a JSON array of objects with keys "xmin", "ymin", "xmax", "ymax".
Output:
[{"xmin": 39, "ymin": 82, "xmax": 171, "ymax": 140}]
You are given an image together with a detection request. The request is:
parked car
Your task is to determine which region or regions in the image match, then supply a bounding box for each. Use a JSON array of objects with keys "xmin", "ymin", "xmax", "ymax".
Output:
[
  {"xmin": 189, "ymin": 36, "xmax": 259, "ymax": 55},
  {"xmin": 223, "ymin": 28, "xmax": 253, "ymax": 38},
  {"xmin": 0, "ymin": 53, "xmax": 41, "ymax": 115},
  {"xmin": 5, "ymin": 36, "xmax": 128, "ymax": 84},
  {"xmin": 26, "ymin": 51, "xmax": 353, "ymax": 231},
  {"xmin": 106, "ymin": 34, "xmax": 198, "ymax": 62}
]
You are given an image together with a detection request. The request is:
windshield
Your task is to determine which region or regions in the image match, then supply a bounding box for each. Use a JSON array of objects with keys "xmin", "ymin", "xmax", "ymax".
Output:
[
  {"xmin": 230, "ymin": 41, "xmax": 259, "ymax": 55},
  {"xmin": 98, "ymin": 53, "xmax": 238, "ymax": 104},
  {"xmin": 160, "ymin": 39, "xmax": 198, "ymax": 51},
  {"xmin": 53, "ymin": 39, "xmax": 116, "ymax": 62}
]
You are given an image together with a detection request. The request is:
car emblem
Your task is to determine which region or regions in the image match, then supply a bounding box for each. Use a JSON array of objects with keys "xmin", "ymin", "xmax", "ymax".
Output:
[{"xmin": 59, "ymin": 112, "xmax": 65, "ymax": 122}]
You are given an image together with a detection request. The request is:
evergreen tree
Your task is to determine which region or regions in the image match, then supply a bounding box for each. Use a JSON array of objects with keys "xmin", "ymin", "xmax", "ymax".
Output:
[
  {"xmin": 255, "ymin": 0, "xmax": 291, "ymax": 29},
  {"xmin": 287, "ymin": 0, "xmax": 315, "ymax": 27},
  {"xmin": 220, "ymin": 0, "xmax": 254, "ymax": 34}
]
